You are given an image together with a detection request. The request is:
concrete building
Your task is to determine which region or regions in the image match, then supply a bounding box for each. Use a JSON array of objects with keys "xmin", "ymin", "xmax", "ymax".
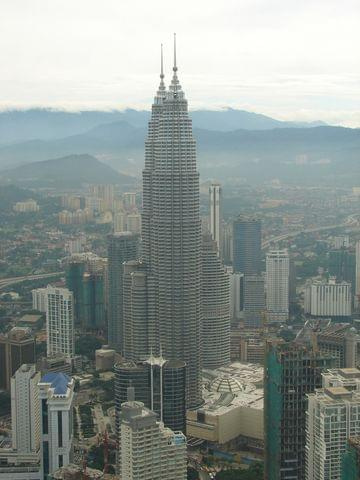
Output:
[
  {"xmin": 201, "ymin": 234, "xmax": 230, "ymax": 369},
  {"xmin": 13, "ymin": 199, "xmax": 39, "ymax": 213},
  {"xmin": 113, "ymin": 211, "xmax": 127, "ymax": 233},
  {"xmin": 0, "ymin": 327, "xmax": 36, "ymax": 391},
  {"xmin": 187, "ymin": 363, "xmax": 263, "ymax": 446},
  {"xmin": 107, "ymin": 232, "xmax": 138, "ymax": 352},
  {"xmin": 305, "ymin": 278, "xmax": 352, "ymax": 319},
  {"xmin": 209, "ymin": 183, "xmax": 222, "ymax": 253},
  {"xmin": 11, "ymin": 365, "xmax": 41, "ymax": 455},
  {"xmin": 46, "ymin": 287, "xmax": 74, "ymax": 359},
  {"xmin": 243, "ymin": 274, "xmax": 265, "ymax": 328},
  {"xmin": 38, "ymin": 373, "xmax": 75, "ymax": 479},
  {"xmin": 306, "ymin": 368, "xmax": 360, "ymax": 480},
  {"xmin": 266, "ymin": 250, "xmax": 289, "ymax": 323},
  {"xmin": 232, "ymin": 215, "xmax": 261, "ymax": 275},
  {"xmin": 95, "ymin": 347, "xmax": 116, "ymax": 371},
  {"xmin": 127, "ymin": 213, "xmax": 141, "ymax": 234},
  {"xmin": 264, "ymin": 341, "xmax": 334, "ymax": 480},
  {"xmin": 119, "ymin": 387, "xmax": 187, "ymax": 480},
  {"xmin": 32, "ymin": 288, "xmax": 48, "ymax": 313},
  {"xmin": 89, "ymin": 184, "xmax": 114, "ymax": 210}
]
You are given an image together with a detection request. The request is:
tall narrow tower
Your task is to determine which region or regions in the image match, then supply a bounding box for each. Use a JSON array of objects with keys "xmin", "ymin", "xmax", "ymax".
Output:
[
  {"xmin": 209, "ymin": 183, "xmax": 222, "ymax": 254},
  {"xmin": 142, "ymin": 37, "xmax": 202, "ymax": 407}
]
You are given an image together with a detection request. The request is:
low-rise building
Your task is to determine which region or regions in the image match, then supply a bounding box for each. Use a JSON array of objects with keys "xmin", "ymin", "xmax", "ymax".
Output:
[{"xmin": 187, "ymin": 363, "xmax": 264, "ymax": 446}]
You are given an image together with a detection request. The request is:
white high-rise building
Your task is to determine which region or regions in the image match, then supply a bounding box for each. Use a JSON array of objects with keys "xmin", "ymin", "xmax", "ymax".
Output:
[
  {"xmin": 356, "ymin": 240, "xmax": 360, "ymax": 309},
  {"xmin": 38, "ymin": 373, "xmax": 75, "ymax": 478},
  {"xmin": 266, "ymin": 250, "xmax": 289, "ymax": 323},
  {"xmin": 32, "ymin": 288, "xmax": 48, "ymax": 313},
  {"xmin": 45, "ymin": 287, "xmax": 74, "ymax": 358},
  {"xmin": 306, "ymin": 368, "xmax": 360, "ymax": 480},
  {"xmin": 113, "ymin": 211, "xmax": 127, "ymax": 233},
  {"xmin": 11, "ymin": 364, "xmax": 41, "ymax": 455},
  {"xmin": 209, "ymin": 183, "xmax": 222, "ymax": 253},
  {"xmin": 119, "ymin": 387, "xmax": 187, "ymax": 480},
  {"xmin": 304, "ymin": 278, "xmax": 352, "ymax": 318},
  {"xmin": 127, "ymin": 213, "xmax": 141, "ymax": 234}
]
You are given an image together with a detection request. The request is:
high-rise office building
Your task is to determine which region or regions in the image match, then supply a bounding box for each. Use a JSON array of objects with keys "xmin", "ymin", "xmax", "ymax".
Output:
[
  {"xmin": 11, "ymin": 364, "xmax": 41, "ymax": 455},
  {"xmin": 38, "ymin": 373, "xmax": 75, "ymax": 478},
  {"xmin": 304, "ymin": 278, "xmax": 352, "ymax": 320},
  {"xmin": 46, "ymin": 287, "xmax": 74, "ymax": 359},
  {"xmin": 266, "ymin": 250, "xmax": 290, "ymax": 323},
  {"xmin": 243, "ymin": 274, "xmax": 265, "ymax": 328},
  {"xmin": 209, "ymin": 183, "xmax": 222, "ymax": 253},
  {"xmin": 329, "ymin": 248, "xmax": 356, "ymax": 287},
  {"xmin": 114, "ymin": 356, "xmax": 186, "ymax": 435},
  {"xmin": 119, "ymin": 387, "xmax": 187, "ymax": 480},
  {"xmin": 0, "ymin": 327, "xmax": 36, "ymax": 391},
  {"xmin": 107, "ymin": 232, "xmax": 138, "ymax": 351},
  {"xmin": 306, "ymin": 368, "xmax": 360, "ymax": 480},
  {"xmin": 264, "ymin": 340, "xmax": 334, "ymax": 480},
  {"xmin": 232, "ymin": 215, "xmax": 261, "ymax": 275},
  {"xmin": 201, "ymin": 234, "xmax": 230, "ymax": 368},
  {"xmin": 140, "ymin": 40, "xmax": 202, "ymax": 407}
]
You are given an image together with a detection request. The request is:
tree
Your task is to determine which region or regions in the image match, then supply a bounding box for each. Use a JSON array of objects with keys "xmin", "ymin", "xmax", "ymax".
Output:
[
  {"xmin": 187, "ymin": 467, "xmax": 199, "ymax": 480},
  {"xmin": 75, "ymin": 334, "xmax": 102, "ymax": 359}
]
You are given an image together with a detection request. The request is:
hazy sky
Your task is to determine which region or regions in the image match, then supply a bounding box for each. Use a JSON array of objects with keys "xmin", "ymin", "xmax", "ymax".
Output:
[{"xmin": 1, "ymin": 0, "xmax": 359, "ymax": 126}]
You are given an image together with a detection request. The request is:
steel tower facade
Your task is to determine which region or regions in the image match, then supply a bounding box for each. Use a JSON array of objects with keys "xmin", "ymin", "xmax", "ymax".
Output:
[{"xmin": 142, "ymin": 39, "xmax": 202, "ymax": 407}]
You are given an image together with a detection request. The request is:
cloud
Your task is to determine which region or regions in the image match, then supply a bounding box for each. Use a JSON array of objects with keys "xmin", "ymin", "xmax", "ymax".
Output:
[{"xmin": 0, "ymin": 0, "xmax": 359, "ymax": 126}]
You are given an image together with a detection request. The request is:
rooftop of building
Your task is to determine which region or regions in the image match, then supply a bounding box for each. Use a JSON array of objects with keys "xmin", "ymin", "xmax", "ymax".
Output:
[
  {"xmin": 201, "ymin": 362, "xmax": 264, "ymax": 415},
  {"xmin": 40, "ymin": 372, "xmax": 72, "ymax": 395},
  {"xmin": 18, "ymin": 313, "xmax": 43, "ymax": 324}
]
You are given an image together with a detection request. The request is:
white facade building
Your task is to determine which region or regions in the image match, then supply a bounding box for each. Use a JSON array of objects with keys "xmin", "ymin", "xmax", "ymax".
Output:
[
  {"xmin": 119, "ymin": 388, "xmax": 187, "ymax": 480},
  {"xmin": 266, "ymin": 250, "xmax": 289, "ymax": 323},
  {"xmin": 32, "ymin": 288, "xmax": 48, "ymax": 313},
  {"xmin": 304, "ymin": 278, "xmax": 352, "ymax": 318},
  {"xmin": 306, "ymin": 368, "xmax": 360, "ymax": 480},
  {"xmin": 127, "ymin": 213, "xmax": 141, "ymax": 234},
  {"xmin": 11, "ymin": 364, "xmax": 41, "ymax": 455},
  {"xmin": 38, "ymin": 373, "xmax": 75, "ymax": 478},
  {"xmin": 46, "ymin": 287, "xmax": 74, "ymax": 358},
  {"xmin": 209, "ymin": 183, "xmax": 222, "ymax": 253},
  {"xmin": 113, "ymin": 211, "xmax": 127, "ymax": 233},
  {"xmin": 13, "ymin": 200, "xmax": 39, "ymax": 213}
]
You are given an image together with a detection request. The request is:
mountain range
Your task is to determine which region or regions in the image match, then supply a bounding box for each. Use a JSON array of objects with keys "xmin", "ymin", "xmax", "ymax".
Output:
[
  {"xmin": 0, "ymin": 108, "xmax": 358, "ymax": 187},
  {"xmin": 0, "ymin": 108, "xmax": 327, "ymax": 145}
]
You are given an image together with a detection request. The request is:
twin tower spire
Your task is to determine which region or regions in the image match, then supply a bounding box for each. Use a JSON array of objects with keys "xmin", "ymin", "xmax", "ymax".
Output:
[{"xmin": 157, "ymin": 34, "xmax": 182, "ymax": 101}]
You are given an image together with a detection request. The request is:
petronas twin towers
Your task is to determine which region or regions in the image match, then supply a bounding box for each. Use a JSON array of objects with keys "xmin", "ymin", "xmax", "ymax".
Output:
[{"xmin": 121, "ymin": 37, "xmax": 229, "ymax": 408}]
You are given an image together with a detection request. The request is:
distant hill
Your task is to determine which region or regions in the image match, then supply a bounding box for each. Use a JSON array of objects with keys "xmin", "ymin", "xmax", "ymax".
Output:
[
  {"xmin": 0, "ymin": 108, "xmax": 327, "ymax": 144},
  {"xmin": 0, "ymin": 122, "xmax": 359, "ymax": 187},
  {"xmin": 0, "ymin": 154, "xmax": 136, "ymax": 189}
]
